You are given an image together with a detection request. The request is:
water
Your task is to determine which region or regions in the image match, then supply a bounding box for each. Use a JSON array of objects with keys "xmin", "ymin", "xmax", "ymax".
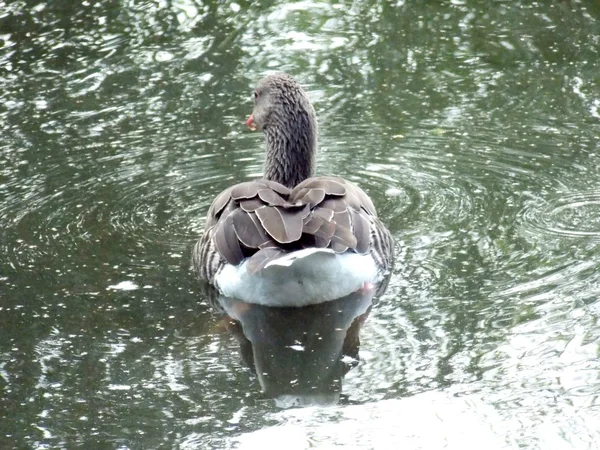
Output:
[{"xmin": 1, "ymin": 0, "xmax": 599, "ymax": 448}]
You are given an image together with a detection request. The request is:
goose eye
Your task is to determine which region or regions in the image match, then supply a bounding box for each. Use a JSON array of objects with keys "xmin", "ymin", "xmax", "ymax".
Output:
[{"xmin": 253, "ymin": 90, "xmax": 259, "ymax": 101}]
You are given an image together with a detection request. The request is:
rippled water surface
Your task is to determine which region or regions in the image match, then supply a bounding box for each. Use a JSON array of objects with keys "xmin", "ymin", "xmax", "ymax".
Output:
[{"xmin": 1, "ymin": 1, "xmax": 600, "ymax": 448}]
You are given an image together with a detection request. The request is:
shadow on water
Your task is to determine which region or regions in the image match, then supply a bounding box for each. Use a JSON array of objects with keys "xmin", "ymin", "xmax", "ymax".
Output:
[{"xmin": 202, "ymin": 279, "xmax": 386, "ymax": 408}]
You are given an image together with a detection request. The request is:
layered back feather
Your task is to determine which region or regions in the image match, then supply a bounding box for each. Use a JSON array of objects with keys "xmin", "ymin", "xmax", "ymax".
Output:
[{"xmin": 193, "ymin": 176, "xmax": 393, "ymax": 280}]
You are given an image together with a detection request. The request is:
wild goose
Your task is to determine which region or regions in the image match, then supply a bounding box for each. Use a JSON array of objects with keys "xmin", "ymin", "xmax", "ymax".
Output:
[{"xmin": 193, "ymin": 73, "xmax": 393, "ymax": 307}]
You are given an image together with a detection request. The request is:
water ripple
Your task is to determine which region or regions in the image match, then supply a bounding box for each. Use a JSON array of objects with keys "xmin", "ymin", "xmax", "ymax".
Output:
[
  {"xmin": 0, "ymin": 148, "xmax": 232, "ymax": 269},
  {"xmin": 520, "ymin": 190, "xmax": 600, "ymax": 239}
]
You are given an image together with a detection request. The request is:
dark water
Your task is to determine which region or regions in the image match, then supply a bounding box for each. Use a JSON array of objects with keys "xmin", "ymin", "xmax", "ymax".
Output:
[{"xmin": 1, "ymin": 0, "xmax": 600, "ymax": 448}]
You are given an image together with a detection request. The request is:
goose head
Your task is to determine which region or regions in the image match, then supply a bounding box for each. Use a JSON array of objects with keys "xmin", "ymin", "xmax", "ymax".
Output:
[{"xmin": 245, "ymin": 73, "xmax": 318, "ymax": 189}]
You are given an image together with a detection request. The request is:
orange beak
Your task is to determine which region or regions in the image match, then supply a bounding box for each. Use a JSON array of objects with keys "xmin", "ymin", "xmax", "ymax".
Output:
[{"xmin": 246, "ymin": 114, "xmax": 257, "ymax": 131}]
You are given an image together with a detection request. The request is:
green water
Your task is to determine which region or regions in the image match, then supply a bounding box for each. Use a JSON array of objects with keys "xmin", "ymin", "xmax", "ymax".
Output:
[{"xmin": 1, "ymin": 0, "xmax": 599, "ymax": 448}]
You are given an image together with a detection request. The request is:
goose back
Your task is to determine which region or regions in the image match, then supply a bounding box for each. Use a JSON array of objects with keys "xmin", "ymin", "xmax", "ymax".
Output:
[{"xmin": 193, "ymin": 176, "xmax": 393, "ymax": 282}]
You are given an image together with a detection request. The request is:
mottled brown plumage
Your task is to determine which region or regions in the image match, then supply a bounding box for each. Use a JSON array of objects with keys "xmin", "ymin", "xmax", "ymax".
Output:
[
  {"xmin": 192, "ymin": 73, "xmax": 394, "ymax": 295},
  {"xmin": 201, "ymin": 175, "xmax": 381, "ymax": 270}
]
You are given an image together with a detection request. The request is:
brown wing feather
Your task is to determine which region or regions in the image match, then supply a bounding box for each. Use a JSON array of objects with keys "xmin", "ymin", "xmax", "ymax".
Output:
[
  {"xmin": 210, "ymin": 187, "xmax": 233, "ymax": 217},
  {"xmin": 320, "ymin": 198, "xmax": 348, "ymax": 213},
  {"xmin": 255, "ymin": 205, "xmax": 304, "ymax": 244},
  {"xmin": 299, "ymin": 188, "xmax": 326, "ymax": 207},
  {"xmin": 333, "ymin": 209, "xmax": 352, "ymax": 230},
  {"xmin": 292, "ymin": 177, "xmax": 346, "ymax": 196},
  {"xmin": 205, "ymin": 187, "xmax": 233, "ymax": 229},
  {"xmin": 312, "ymin": 206, "xmax": 334, "ymax": 222},
  {"xmin": 230, "ymin": 181, "xmax": 261, "ymax": 200},
  {"xmin": 240, "ymin": 198, "xmax": 263, "ymax": 212},
  {"xmin": 232, "ymin": 210, "xmax": 271, "ymax": 248},
  {"xmin": 345, "ymin": 182, "xmax": 377, "ymax": 216},
  {"xmin": 349, "ymin": 208, "xmax": 370, "ymax": 254},
  {"xmin": 332, "ymin": 216, "xmax": 357, "ymax": 248},
  {"xmin": 214, "ymin": 213, "xmax": 244, "ymax": 264},
  {"xmin": 303, "ymin": 215, "xmax": 324, "ymax": 234},
  {"xmin": 204, "ymin": 177, "xmax": 378, "ymax": 270},
  {"xmin": 257, "ymin": 189, "xmax": 288, "ymax": 206},
  {"xmin": 313, "ymin": 219, "xmax": 336, "ymax": 242}
]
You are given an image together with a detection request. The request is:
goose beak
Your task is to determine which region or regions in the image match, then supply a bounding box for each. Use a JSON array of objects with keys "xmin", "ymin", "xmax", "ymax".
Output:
[{"xmin": 246, "ymin": 114, "xmax": 258, "ymax": 131}]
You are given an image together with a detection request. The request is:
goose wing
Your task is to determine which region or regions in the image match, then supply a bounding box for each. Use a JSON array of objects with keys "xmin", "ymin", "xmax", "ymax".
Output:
[{"xmin": 202, "ymin": 177, "xmax": 386, "ymax": 270}]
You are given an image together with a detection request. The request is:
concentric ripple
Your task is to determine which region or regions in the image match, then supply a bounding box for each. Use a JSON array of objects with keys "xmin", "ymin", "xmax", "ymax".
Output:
[
  {"xmin": 0, "ymin": 136, "xmax": 254, "ymax": 271},
  {"xmin": 520, "ymin": 191, "xmax": 600, "ymax": 239}
]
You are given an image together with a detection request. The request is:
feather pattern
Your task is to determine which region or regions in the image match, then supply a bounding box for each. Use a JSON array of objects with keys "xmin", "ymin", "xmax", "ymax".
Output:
[
  {"xmin": 232, "ymin": 210, "xmax": 271, "ymax": 248},
  {"xmin": 192, "ymin": 73, "xmax": 394, "ymax": 305},
  {"xmin": 195, "ymin": 176, "xmax": 393, "ymax": 277},
  {"xmin": 213, "ymin": 213, "xmax": 244, "ymax": 264},
  {"xmin": 255, "ymin": 205, "xmax": 304, "ymax": 244}
]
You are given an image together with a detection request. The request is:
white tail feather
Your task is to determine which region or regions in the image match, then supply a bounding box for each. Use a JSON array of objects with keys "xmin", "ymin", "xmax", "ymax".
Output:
[{"xmin": 215, "ymin": 250, "xmax": 378, "ymax": 307}]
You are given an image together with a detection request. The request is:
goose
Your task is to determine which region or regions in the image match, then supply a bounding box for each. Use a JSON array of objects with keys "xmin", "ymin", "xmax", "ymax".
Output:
[{"xmin": 192, "ymin": 73, "xmax": 393, "ymax": 307}]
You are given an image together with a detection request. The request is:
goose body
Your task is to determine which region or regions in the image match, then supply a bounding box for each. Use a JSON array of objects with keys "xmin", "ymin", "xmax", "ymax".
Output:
[{"xmin": 193, "ymin": 74, "xmax": 393, "ymax": 307}]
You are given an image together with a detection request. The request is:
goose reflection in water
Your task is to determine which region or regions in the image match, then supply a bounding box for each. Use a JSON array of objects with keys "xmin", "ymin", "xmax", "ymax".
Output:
[{"xmin": 205, "ymin": 279, "xmax": 388, "ymax": 408}]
